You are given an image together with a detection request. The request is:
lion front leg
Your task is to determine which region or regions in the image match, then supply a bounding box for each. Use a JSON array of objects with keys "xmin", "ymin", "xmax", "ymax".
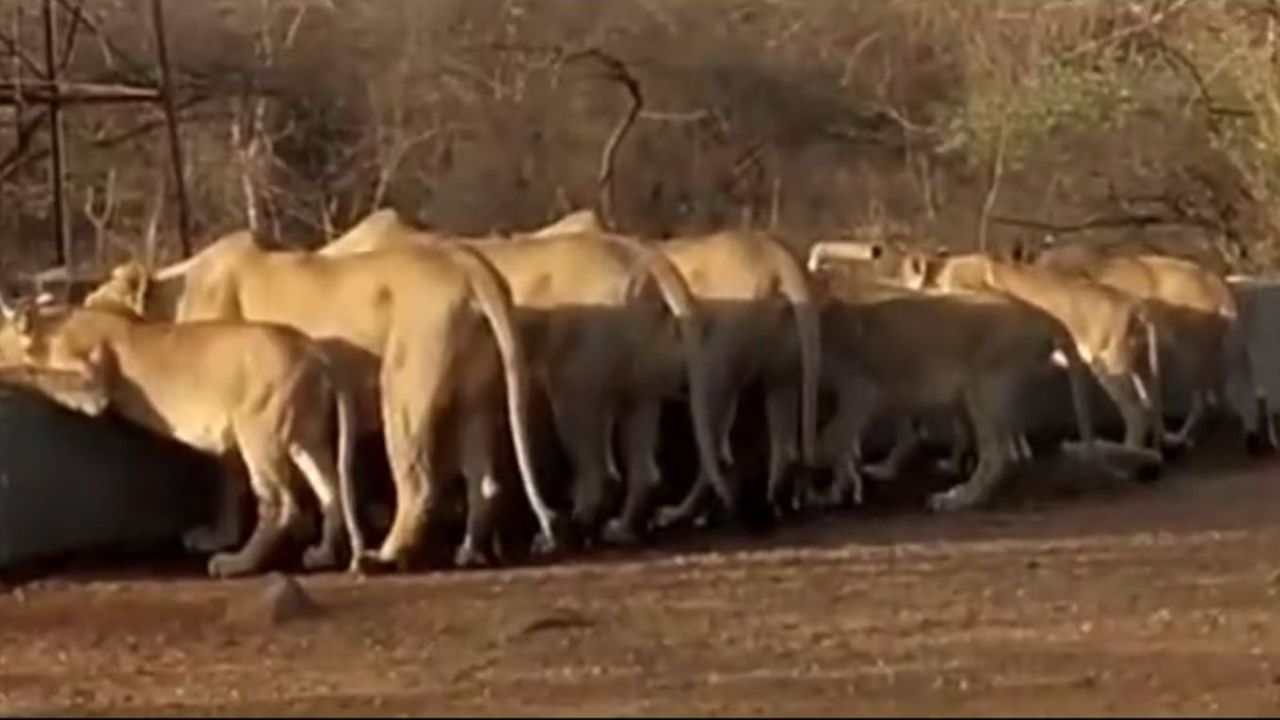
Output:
[
  {"xmin": 183, "ymin": 455, "xmax": 246, "ymax": 555},
  {"xmin": 928, "ymin": 385, "xmax": 1011, "ymax": 513},
  {"xmin": 862, "ymin": 416, "xmax": 921, "ymax": 481},
  {"xmin": 207, "ymin": 438, "xmax": 302, "ymax": 579},
  {"xmin": 1093, "ymin": 368, "xmax": 1165, "ymax": 472}
]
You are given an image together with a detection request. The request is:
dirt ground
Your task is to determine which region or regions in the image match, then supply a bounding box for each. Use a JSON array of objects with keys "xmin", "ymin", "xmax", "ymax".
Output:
[{"xmin": 4, "ymin": 437, "xmax": 1280, "ymax": 717}]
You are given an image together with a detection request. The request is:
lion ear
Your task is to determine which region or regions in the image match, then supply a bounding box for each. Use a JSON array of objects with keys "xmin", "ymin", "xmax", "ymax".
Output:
[
  {"xmin": 126, "ymin": 268, "xmax": 150, "ymax": 316},
  {"xmin": 10, "ymin": 298, "xmax": 35, "ymax": 335}
]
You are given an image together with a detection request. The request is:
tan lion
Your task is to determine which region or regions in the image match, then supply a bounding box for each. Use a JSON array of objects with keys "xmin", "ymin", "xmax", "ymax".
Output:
[
  {"xmin": 805, "ymin": 258, "xmax": 1100, "ymax": 512},
  {"xmin": 0, "ymin": 295, "xmax": 357, "ymax": 579},
  {"xmin": 890, "ymin": 249, "xmax": 1167, "ymax": 469},
  {"xmin": 645, "ymin": 229, "xmax": 821, "ymax": 530},
  {"xmin": 85, "ymin": 236, "xmax": 561, "ymax": 572},
  {"xmin": 321, "ymin": 209, "xmax": 738, "ymax": 545},
  {"xmin": 1013, "ymin": 236, "xmax": 1239, "ymax": 450}
]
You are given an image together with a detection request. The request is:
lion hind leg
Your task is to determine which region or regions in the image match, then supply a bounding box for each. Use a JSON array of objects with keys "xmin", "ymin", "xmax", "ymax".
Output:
[
  {"xmin": 603, "ymin": 400, "xmax": 663, "ymax": 546},
  {"xmin": 653, "ymin": 371, "xmax": 739, "ymax": 531},
  {"xmin": 456, "ymin": 406, "xmax": 502, "ymax": 568},
  {"xmin": 1164, "ymin": 389, "xmax": 1206, "ymax": 449},
  {"xmin": 863, "ymin": 416, "xmax": 920, "ymax": 481},
  {"xmin": 548, "ymin": 390, "xmax": 614, "ymax": 541},
  {"xmin": 370, "ymin": 337, "xmax": 452, "ymax": 571},
  {"xmin": 764, "ymin": 383, "xmax": 801, "ymax": 512},
  {"xmin": 290, "ymin": 439, "xmax": 344, "ymax": 572}
]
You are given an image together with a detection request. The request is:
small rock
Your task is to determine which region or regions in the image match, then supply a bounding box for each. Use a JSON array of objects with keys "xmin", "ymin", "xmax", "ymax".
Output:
[
  {"xmin": 1025, "ymin": 559, "xmax": 1041, "ymax": 570},
  {"xmin": 1073, "ymin": 672, "xmax": 1099, "ymax": 688},
  {"xmin": 509, "ymin": 607, "xmax": 593, "ymax": 639},
  {"xmin": 224, "ymin": 572, "xmax": 322, "ymax": 627}
]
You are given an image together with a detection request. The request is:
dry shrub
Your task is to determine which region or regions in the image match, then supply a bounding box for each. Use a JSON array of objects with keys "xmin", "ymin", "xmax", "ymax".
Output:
[{"xmin": 0, "ymin": 0, "xmax": 1277, "ymax": 276}]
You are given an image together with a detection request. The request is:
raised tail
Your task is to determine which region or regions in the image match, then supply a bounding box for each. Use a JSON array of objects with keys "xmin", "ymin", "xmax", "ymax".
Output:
[
  {"xmin": 761, "ymin": 236, "xmax": 821, "ymax": 468},
  {"xmin": 610, "ymin": 235, "xmax": 739, "ymax": 516},
  {"xmin": 446, "ymin": 244, "xmax": 562, "ymax": 552}
]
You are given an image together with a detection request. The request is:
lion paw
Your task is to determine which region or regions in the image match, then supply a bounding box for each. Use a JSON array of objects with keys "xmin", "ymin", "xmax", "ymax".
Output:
[
  {"xmin": 454, "ymin": 542, "xmax": 490, "ymax": 569},
  {"xmin": 301, "ymin": 545, "xmax": 338, "ymax": 572},
  {"xmin": 862, "ymin": 461, "xmax": 899, "ymax": 482},
  {"xmin": 207, "ymin": 552, "xmax": 255, "ymax": 579},
  {"xmin": 653, "ymin": 505, "xmax": 691, "ymax": 531},
  {"xmin": 345, "ymin": 550, "xmax": 375, "ymax": 576},
  {"xmin": 601, "ymin": 518, "xmax": 641, "ymax": 547},
  {"xmin": 927, "ymin": 486, "xmax": 977, "ymax": 513},
  {"xmin": 530, "ymin": 531, "xmax": 561, "ymax": 558},
  {"xmin": 184, "ymin": 526, "xmax": 233, "ymax": 554},
  {"xmin": 360, "ymin": 546, "xmax": 412, "ymax": 574}
]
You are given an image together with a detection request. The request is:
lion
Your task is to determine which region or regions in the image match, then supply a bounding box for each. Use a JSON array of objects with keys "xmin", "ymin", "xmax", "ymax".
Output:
[
  {"xmin": 527, "ymin": 208, "xmax": 605, "ymax": 238},
  {"xmin": 806, "ymin": 240, "xmax": 995, "ymax": 481},
  {"xmin": 892, "ymin": 249, "xmax": 1167, "ymax": 469},
  {"xmin": 0, "ymin": 294, "xmax": 357, "ymax": 579},
  {"xmin": 642, "ymin": 229, "xmax": 821, "ymax": 530},
  {"xmin": 321, "ymin": 213, "xmax": 737, "ymax": 546},
  {"xmin": 1012, "ymin": 235, "xmax": 1240, "ymax": 450},
  {"xmin": 84, "ymin": 236, "xmax": 561, "ymax": 573},
  {"xmin": 804, "ymin": 257, "xmax": 1100, "ymax": 512}
]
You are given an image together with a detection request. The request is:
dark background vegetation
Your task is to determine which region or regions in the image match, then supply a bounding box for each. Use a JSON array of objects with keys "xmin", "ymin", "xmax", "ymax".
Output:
[{"xmin": 2, "ymin": 0, "xmax": 1279, "ymax": 278}]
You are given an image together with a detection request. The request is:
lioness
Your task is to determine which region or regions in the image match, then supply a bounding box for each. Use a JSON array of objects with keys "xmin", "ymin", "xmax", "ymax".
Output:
[
  {"xmin": 647, "ymin": 229, "xmax": 821, "ymax": 530},
  {"xmin": 1014, "ymin": 236, "xmax": 1239, "ymax": 449},
  {"xmin": 85, "ymin": 236, "xmax": 560, "ymax": 572},
  {"xmin": 895, "ymin": 249, "xmax": 1166, "ymax": 467},
  {"xmin": 806, "ymin": 260, "xmax": 1099, "ymax": 512},
  {"xmin": 322, "ymin": 212, "xmax": 737, "ymax": 545},
  {"xmin": 0, "ymin": 295, "xmax": 357, "ymax": 579}
]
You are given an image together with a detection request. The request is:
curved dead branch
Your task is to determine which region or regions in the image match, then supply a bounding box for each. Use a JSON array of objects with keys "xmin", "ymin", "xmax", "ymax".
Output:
[
  {"xmin": 558, "ymin": 48, "xmax": 643, "ymax": 232},
  {"xmin": 990, "ymin": 212, "xmax": 1218, "ymax": 235}
]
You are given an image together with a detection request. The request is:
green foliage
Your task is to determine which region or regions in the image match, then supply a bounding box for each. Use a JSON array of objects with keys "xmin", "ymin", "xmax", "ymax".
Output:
[{"xmin": 943, "ymin": 49, "xmax": 1155, "ymax": 170}]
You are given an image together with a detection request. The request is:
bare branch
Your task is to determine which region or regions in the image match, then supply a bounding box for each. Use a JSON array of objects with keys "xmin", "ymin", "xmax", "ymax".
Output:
[
  {"xmin": 639, "ymin": 109, "xmax": 709, "ymax": 123},
  {"xmin": 143, "ymin": 173, "xmax": 165, "ymax": 267},
  {"xmin": 0, "ymin": 80, "xmax": 163, "ymax": 105},
  {"xmin": 1059, "ymin": 0, "xmax": 1192, "ymax": 63},
  {"xmin": 55, "ymin": 0, "xmax": 148, "ymax": 78},
  {"xmin": 559, "ymin": 48, "xmax": 643, "ymax": 233},
  {"xmin": 0, "ymin": 30, "xmax": 43, "ymax": 77},
  {"xmin": 56, "ymin": 0, "xmax": 83, "ymax": 71},
  {"xmin": 990, "ymin": 212, "xmax": 1218, "ymax": 235},
  {"xmin": 978, "ymin": 121, "xmax": 1007, "ymax": 252},
  {"xmin": 83, "ymin": 168, "xmax": 120, "ymax": 262},
  {"xmin": 0, "ymin": 94, "xmax": 212, "ymax": 184}
]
